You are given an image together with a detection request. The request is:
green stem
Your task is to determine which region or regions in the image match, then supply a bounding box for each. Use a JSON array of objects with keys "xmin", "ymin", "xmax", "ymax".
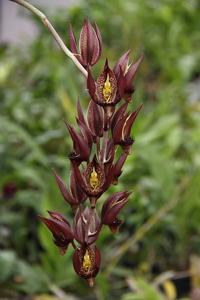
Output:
[
  {"xmin": 71, "ymin": 240, "xmax": 77, "ymax": 250},
  {"xmin": 8, "ymin": 0, "xmax": 88, "ymax": 77}
]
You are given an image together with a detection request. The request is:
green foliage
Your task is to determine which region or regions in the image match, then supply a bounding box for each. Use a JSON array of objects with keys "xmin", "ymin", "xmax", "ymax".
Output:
[
  {"xmin": 0, "ymin": 0, "xmax": 200, "ymax": 298},
  {"xmin": 122, "ymin": 279, "xmax": 163, "ymax": 300},
  {"xmin": 0, "ymin": 250, "xmax": 49, "ymax": 294}
]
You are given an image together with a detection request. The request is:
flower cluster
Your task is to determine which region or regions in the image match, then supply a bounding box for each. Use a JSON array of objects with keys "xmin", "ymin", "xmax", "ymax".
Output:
[{"xmin": 39, "ymin": 19, "xmax": 143, "ymax": 287}]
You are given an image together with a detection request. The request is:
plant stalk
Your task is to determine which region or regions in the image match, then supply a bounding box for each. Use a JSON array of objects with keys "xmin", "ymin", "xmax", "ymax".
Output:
[{"xmin": 8, "ymin": 0, "xmax": 88, "ymax": 77}]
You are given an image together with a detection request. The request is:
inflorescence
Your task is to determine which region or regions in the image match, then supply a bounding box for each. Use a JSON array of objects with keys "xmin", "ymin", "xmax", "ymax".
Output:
[{"xmin": 39, "ymin": 19, "xmax": 143, "ymax": 287}]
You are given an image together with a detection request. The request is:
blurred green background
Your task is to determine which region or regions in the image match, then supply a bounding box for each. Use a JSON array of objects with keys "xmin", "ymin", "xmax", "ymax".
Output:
[{"xmin": 0, "ymin": 0, "xmax": 200, "ymax": 299}]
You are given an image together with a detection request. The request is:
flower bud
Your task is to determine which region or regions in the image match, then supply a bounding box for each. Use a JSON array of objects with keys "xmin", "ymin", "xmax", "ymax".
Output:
[{"xmin": 69, "ymin": 19, "xmax": 102, "ymax": 68}]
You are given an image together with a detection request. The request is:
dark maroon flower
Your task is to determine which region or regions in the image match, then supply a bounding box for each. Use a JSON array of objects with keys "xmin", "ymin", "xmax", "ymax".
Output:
[
  {"xmin": 87, "ymin": 53, "xmax": 143, "ymax": 111},
  {"xmin": 114, "ymin": 52, "xmax": 144, "ymax": 102},
  {"xmin": 101, "ymin": 191, "xmax": 131, "ymax": 232},
  {"xmin": 69, "ymin": 19, "xmax": 102, "ymax": 68},
  {"xmin": 87, "ymin": 59, "xmax": 118, "ymax": 107},
  {"xmin": 73, "ymin": 207, "xmax": 101, "ymax": 246},
  {"xmin": 73, "ymin": 245, "xmax": 101, "ymax": 286},
  {"xmin": 72, "ymin": 155, "xmax": 106, "ymax": 200},
  {"xmin": 107, "ymin": 152, "xmax": 128, "ymax": 185},
  {"xmin": 39, "ymin": 211, "xmax": 74, "ymax": 255},
  {"xmin": 112, "ymin": 104, "xmax": 143, "ymax": 152},
  {"xmin": 65, "ymin": 122, "xmax": 91, "ymax": 164},
  {"xmin": 53, "ymin": 170, "xmax": 86, "ymax": 209}
]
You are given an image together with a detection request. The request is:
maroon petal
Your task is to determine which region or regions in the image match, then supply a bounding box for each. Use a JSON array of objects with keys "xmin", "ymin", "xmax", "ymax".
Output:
[
  {"xmin": 71, "ymin": 162, "xmax": 88, "ymax": 192},
  {"xmin": 101, "ymin": 191, "xmax": 127, "ymax": 219},
  {"xmin": 76, "ymin": 99, "xmax": 93, "ymax": 146},
  {"xmin": 70, "ymin": 170, "xmax": 87, "ymax": 203},
  {"xmin": 104, "ymin": 193, "xmax": 130, "ymax": 223},
  {"xmin": 68, "ymin": 24, "xmax": 79, "ymax": 58},
  {"xmin": 53, "ymin": 170, "xmax": 76, "ymax": 205},
  {"xmin": 86, "ymin": 208, "xmax": 101, "ymax": 245},
  {"xmin": 39, "ymin": 215, "xmax": 74, "ymax": 253},
  {"xmin": 76, "ymin": 117, "xmax": 93, "ymax": 148},
  {"xmin": 103, "ymin": 139, "xmax": 115, "ymax": 165},
  {"xmin": 122, "ymin": 104, "xmax": 143, "ymax": 140},
  {"xmin": 106, "ymin": 152, "xmax": 128, "ymax": 186},
  {"xmin": 90, "ymin": 23, "xmax": 102, "ymax": 65},
  {"xmin": 73, "ymin": 207, "xmax": 100, "ymax": 246},
  {"xmin": 79, "ymin": 19, "xmax": 101, "ymax": 66},
  {"xmin": 113, "ymin": 49, "xmax": 131, "ymax": 78},
  {"xmin": 40, "ymin": 216, "xmax": 73, "ymax": 240},
  {"xmin": 125, "ymin": 53, "xmax": 144, "ymax": 88},
  {"xmin": 112, "ymin": 152, "xmax": 128, "ymax": 181},
  {"xmin": 79, "ymin": 19, "xmax": 92, "ymax": 65},
  {"xmin": 112, "ymin": 112, "xmax": 129, "ymax": 145},
  {"xmin": 47, "ymin": 211, "xmax": 70, "ymax": 226},
  {"xmin": 73, "ymin": 209, "xmax": 85, "ymax": 244},
  {"xmin": 65, "ymin": 123, "xmax": 91, "ymax": 162},
  {"xmin": 111, "ymin": 102, "xmax": 128, "ymax": 132},
  {"xmin": 117, "ymin": 66, "xmax": 126, "ymax": 98},
  {"xmin": 77, "ymin": 99, "xmax": 87, "ymax": 125},
  {"xmin": 94, "ymin": 22, "xmax": 102, "ymax": 60},
  {"xmin": 87, "ymin": 100, "xmax": 104, "ymax": 137}
]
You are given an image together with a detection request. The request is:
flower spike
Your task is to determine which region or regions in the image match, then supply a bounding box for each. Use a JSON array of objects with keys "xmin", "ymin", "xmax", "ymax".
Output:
[{"xmin": 39, "ymin": 18, "xmax": 143, "ymax": 286}]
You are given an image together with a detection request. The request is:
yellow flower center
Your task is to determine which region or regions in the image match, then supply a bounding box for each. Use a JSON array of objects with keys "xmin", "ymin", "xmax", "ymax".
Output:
[
  {"xmin": 82, "ymin": 250, "xmax": 92, "ymax": 272},
  {"xmin": 89, "ymin": 167, "xmax": 99, "ymax": 190},
  {"xmin": 102, "ymin": 74, "xmax": 112, "ymax": 102}
]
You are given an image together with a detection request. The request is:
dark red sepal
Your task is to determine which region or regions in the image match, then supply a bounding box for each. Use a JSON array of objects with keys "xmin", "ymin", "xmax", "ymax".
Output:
[
  {"xmin": 87, "ymin": 100, "xmax": 104, "ymax": 138},
  {"xmin": 39, "ymin": 211, "xmax": 74, "ymax": 255},
  {"xmin": 101, "ymin": 191, "xmax": 131, "ymax": 232},
  {"xmin": 53, "ymin": 170, "xmax": 77, "ymax": 206},
  {"xmin": 113, "ymin": 49, "xmax": 131, "ymax": 78}
]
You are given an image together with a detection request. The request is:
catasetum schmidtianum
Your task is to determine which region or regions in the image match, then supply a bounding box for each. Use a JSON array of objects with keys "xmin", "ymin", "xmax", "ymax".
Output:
[{"xmin": 39, "ymin": 19, "xmax": 143, "ymax": 287}]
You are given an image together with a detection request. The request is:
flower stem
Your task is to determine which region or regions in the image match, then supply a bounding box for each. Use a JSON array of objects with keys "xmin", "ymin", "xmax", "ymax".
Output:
[
  {"xmin": 71, "ymin": 240, "xmax": 77, "ymax": 250},
  {"xmin": 8, "ymin": 0, "xmax": 88, "ymax": 77}
]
